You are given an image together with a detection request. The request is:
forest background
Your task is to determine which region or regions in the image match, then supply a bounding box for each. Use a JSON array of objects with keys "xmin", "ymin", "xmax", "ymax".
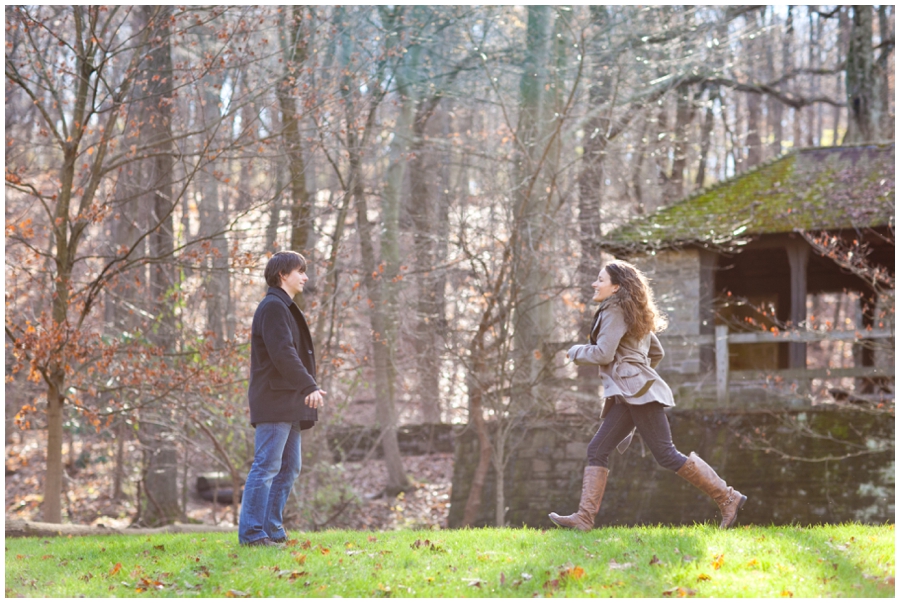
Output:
[{"xmin": 5, "ymin": 5, "xmax": 894, "ymax": 530}]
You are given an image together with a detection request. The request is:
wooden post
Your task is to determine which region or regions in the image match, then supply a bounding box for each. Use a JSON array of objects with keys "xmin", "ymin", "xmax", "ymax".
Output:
[
  {"xmin": 715, "ymin": 324, "xmax": 729, "ymax": 406},
  {"xmin": 786, "ymin": 242, "xmax": 810, "ymax": 369}
]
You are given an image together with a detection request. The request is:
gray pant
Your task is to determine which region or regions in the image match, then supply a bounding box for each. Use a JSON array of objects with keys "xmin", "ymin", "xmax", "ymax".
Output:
[{"xmin": 586, "ymin": 398, "xmax": 688, "ymax": 472}]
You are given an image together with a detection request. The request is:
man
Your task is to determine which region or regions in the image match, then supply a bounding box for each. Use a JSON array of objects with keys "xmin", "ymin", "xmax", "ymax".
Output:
[{"xmin": 238, "ymin": 251, "xmax": 325, "ymax": 547}]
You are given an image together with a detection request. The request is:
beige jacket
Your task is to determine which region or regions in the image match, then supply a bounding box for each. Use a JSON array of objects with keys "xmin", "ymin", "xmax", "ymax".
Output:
[{"xmin": 568, "ymin": 302, "xmax": 675, "ymax": 408}]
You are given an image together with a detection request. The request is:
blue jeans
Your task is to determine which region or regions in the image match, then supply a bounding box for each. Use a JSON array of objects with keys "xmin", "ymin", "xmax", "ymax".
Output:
[
  {"xmin": 238, "ymin": 421, "xmax": 302, "ymax": 544},
  {"xmin": 586, "ymin": 398, "xmax": 688, "ymax": 472}
]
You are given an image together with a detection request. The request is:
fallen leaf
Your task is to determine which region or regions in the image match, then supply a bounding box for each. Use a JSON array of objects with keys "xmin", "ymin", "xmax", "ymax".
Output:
[
  {"xmin": 711, "ymin": 554, "xmax": 725, "ymax": 570},
  {"xmin": 225, "ymin": 589, "xmax": 251, "ymax": 598},
  {"xmin": 500, "ymin": 572, "xmax": 506, "ymax": 586},
  {"xmin": 542, "ymin": 578, "xmax": 560, "ymax": 591},
  {"xmin": 746, "ymin": 559, "xmax": 758, "ymax": 567},
  {"xmin": 561, "ymin": 566, "xmax": 585, "ymax": 580},
  {"xmin": 301, "ymin": 540, "xmax": 312, "ymax": 549},
  {"xmin": 608, "ymin": 559, "xmax": 633, "ymax": 570},
  {"xmin": 468, "ymin": 579, "xmax": 482, "ymax": 587},
  {"xmin": 697, "ymin": 573, "xmax": 711, "ymax": 582},
  {"xmin": 292, "ymin": 553, "xmax": 307, "ymax": 565},
  {"xmin": 650, "ymin": 555, "xmax": 663, "ymax": 565},
  {"xmin": 663, "ymin": 586, "xmax": 697, "ymax": 597},
  {"xmin": 109, "ymin": 562, "xmax": 122, "ymax": 576},
  {"xmin": 780, "ymin": 590, "xmax": 793, "ymax": 597}
]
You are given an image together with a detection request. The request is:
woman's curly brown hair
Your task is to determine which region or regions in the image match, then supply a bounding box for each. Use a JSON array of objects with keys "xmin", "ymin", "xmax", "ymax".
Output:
[{"xmin": 603, "ymin": 260, "xmax": 668, "ymax": 339}]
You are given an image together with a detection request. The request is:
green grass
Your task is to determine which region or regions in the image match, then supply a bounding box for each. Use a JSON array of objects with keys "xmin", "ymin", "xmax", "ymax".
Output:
[{"xmin": 5, "ymin": 524, "xmax": 894, "ymax": 597}]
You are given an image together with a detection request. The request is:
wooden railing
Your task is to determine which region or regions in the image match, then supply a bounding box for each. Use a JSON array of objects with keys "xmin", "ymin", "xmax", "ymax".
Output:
[
  {"xmin": 548, "ymin": 327, "xmax": 894, "ymax": 406},
  {"xmin": 664, "ymin": 326, "xmax": 894, "ymax": 405}
]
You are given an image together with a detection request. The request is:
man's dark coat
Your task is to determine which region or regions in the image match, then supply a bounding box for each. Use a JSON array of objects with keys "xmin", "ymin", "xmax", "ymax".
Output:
[{"xmin": 248, "ymin": 286, "xmax": 318, "ymax": 428}]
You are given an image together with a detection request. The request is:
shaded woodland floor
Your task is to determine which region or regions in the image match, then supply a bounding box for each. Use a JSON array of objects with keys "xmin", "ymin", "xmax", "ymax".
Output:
[{"xmin": 5, "ymin": 429, "xmax": 453, "ymax": 531}]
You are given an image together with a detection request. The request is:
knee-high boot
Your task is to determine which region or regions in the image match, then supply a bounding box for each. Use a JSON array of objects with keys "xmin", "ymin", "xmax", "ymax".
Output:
[
  {"xmin": 676, "ymin": 452, "xmax": 747, "ymax": 529},
  {"xmin": 548, "ymin": 466, "xmax": 609, "ymax": 531}
]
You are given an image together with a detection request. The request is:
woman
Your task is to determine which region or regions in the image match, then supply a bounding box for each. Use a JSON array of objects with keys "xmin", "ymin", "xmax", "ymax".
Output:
[{"xmin": 549, "ymin": 260, "xmax": 746, "ymax": 531}]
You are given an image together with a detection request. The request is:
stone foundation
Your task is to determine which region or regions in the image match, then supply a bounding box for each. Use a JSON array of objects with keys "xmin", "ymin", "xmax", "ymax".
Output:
[{"xmin": 448, "ymin": 408, "xmax": 894, "ymax": 528}]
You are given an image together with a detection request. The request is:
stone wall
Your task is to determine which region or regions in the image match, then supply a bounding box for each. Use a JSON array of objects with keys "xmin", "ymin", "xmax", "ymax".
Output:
[
  {"xmin": 448, "ymin": 409, "xmax": 894, "ymax": 528},
  {"xmin": 327, "ymin": 423, "xmax": 454, "ymax": 462}
]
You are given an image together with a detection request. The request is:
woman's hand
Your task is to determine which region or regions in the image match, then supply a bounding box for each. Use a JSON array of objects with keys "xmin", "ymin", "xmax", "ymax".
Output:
[{"xmin": 566, "ymin": 345, "xmax": 582, "ymax": 361}]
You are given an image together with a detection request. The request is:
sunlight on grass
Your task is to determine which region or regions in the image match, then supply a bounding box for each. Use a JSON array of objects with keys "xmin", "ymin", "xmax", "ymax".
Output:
[{"xmin": 5, "ymin": 524, "xmax": 894, "ymax": 597}]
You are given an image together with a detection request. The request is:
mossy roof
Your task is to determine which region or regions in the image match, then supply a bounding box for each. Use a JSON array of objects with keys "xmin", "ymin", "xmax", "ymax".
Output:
[{"xmin": 603, "ymin": 144, "xmax": 895, "ymax": 255}]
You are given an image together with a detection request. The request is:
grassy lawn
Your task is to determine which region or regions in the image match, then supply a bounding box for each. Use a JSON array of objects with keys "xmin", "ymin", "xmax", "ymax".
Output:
[{"xmin": 5, "ymin": 523, "xmax": 894, "ymax": 597}]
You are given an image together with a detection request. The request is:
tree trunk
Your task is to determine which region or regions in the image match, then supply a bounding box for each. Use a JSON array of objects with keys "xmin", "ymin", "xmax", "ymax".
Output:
[
  {"xmin": 805, "ymin": 11, "xmax": 816, "ymax": 146},
  {"xmin": 279, "ymin": 7, "xmax": 313, "ymax": 309},
  {"xmin": 409, "ymin": 100, "xmax": 449, "ymax": 424},
  {"xmin": 136, "ymin": 5, "xmax": 181, "ymax": 528},
  {"xmin": 745, "ymin": 16, "xmax": 763, "ymax": 168},
  {"xmin": 43, "ymin": 373, "xmax": 66, "ymax": 522},
  {"xmin": 265, "ymin": 104, "xmax": 285, "ymax": 253},
  {"xmin": 696, "ymin": 86, "xmax": 717, "ymax": 188},
  {"xmin": 576, "ymin": 6, "xmax": 613, "ymax": 408},
  {"xmin": 493, "ymin": 433, "xmax": 506, "ymax": 527},
  {"xmin": 7, "ymin": 518, "xmax": 235, "ymax": 538},
  {"xmin": 372, "ymin": 9, "xmax": 417, "ymax": 494},
  {"xmin": 671, "ymin": 83, "xmax": 693, "ymax": 198},
  {"xmin": 833, "ymin": 8, "xmax": 849, "ymax": 145},
  {"xmin": 461, "ymin": 351, "xmax": 492, "ymax": 527},
  {"xmin": 198, "ymin": 52, "xmax": 230, "ymax": 342},
  {"xmin": 339, "ymin": 7, "xmax": 409, "ymax": 494},
  {"xmin": 843, "ymin": 6, "xmax": 877, "ymax": 144},
  {"xmin": 874, "ymin": 6, "xmax": 894, "ymax": 137},
  {"xmin": 512, "ymin": 5, "xmax": 553, "ymax": 412},
  {"xmin": 767, "ymin": 7, "xmax": 784, "ymax": 156}
]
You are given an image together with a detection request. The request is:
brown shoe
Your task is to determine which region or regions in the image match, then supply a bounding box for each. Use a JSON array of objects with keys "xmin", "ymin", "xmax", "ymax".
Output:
[
  {"xmin": 548, "ymin": 466, "xmax": 609, "ymax": 531},
  {"xmin": 242, "ymin": 537, "xmax": 285, "ymax": 548},
  {"xmin": 677, "ymin": 452, "xmax": 747, "ymax": 529}
]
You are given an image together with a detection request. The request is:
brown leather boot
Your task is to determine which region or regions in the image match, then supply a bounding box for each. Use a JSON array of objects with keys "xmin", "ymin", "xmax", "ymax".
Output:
[
  {"xmin": 548, "ymin": 466, "xmax": 609, "ymax": 531},
  {"xmin": 677, "ymin": 452, "xmax": 747, "ymax": 529}
]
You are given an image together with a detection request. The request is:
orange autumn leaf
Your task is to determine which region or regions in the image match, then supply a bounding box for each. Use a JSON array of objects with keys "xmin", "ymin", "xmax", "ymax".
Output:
[
  {"xmin": 711, "ymin": 554, "xmax": 725, "ymax": 570},
  {"xmin": 109, "ymin": 562, "xmax": 122, "ymax": 576}
]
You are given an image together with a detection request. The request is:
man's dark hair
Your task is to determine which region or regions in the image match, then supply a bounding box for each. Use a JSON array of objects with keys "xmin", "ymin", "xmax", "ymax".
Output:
[{"xmin": 264, "ymin": 251, "xmax": 307, "ymax": 287}]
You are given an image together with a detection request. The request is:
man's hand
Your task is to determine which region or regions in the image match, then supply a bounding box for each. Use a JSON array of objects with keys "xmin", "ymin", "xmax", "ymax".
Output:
[{"xmin": 305, "ymin": 389, "xmax": 327, "ymax": 409}]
